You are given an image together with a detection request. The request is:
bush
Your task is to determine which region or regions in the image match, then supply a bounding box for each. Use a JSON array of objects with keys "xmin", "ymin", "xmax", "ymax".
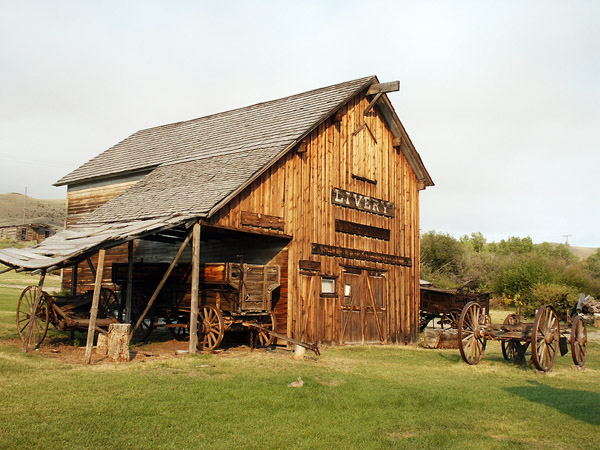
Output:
[
  {"xmin": 525, "ymin": 282, "xmax": 578, "ymax": 317},
  {"xmin": 420, "ymin": 231, "xmax": 464, "ymax": 274},
  {"xmin": 492, "ymin": 256, "xmax": 552, "ymax": 299}
]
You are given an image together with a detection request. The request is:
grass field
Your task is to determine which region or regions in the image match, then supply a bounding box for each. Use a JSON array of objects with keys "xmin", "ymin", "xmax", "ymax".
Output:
[{"xmin": 0, "ymin": 277, "xmax": 599, "ymax": 449}]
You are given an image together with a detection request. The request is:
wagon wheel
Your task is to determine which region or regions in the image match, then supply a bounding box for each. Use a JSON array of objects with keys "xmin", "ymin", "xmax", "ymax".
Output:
[
  {"xmin": 501, "ymin": 313, "xmax": 521, "ymax": 362},
  {"xmin": 458, "ymin": 301, "xmax": 487, "ymax": 365},
  {"xmin": 250, "ymin": 312, "xmax": 277, "ymax": 348},
  {"xmin": 197, "ymin": 305, "xmax": 225, "ymax": 351},
  {"xmin": 419, "ymin": 312, "xmax": 436, "ymax": 331},
  {"xmin": 531, "ymin": 305, "xmax": 560, "ymax": 372},
  {"xmin": 166, "ymin": 314, "xmax": 189, "ymax": 341},
  {"xmin": 16, "ymin": 286, "xmax": 51, "ymax": 348},
  {"xmin": 98, "ymin": 287, "xmax": 120, "ymax": 321},
  {"xmin": 570, "ymin": 315, "xmax": 587, "ymax": 367},
  {"xmin": 444, "ymin": 308, "xmax": 463, "ymax": 329}
]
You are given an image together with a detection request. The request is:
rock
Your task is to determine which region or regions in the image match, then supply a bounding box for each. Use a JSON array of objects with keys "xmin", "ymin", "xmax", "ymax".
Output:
[{"xmin": 422, "ymin": 328, "xmax": 459, "ymax": 349}]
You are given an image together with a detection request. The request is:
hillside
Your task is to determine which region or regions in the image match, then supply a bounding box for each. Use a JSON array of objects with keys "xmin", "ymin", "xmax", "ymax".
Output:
[
  {"xmin": 546, "ymin": 242, "xmax": 598, "ymax": 260},
  {"xmin": 0, "ymin": 193, "xmax": 65, "ymax": 229}
]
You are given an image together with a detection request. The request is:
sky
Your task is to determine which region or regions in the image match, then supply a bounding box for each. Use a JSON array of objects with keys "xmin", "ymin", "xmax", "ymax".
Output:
[{"xmin": 0, "ymin": 1, "xmax": 598, "ymax": 247}]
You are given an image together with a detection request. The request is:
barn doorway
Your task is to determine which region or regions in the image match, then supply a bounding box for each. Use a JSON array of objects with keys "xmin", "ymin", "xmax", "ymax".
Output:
[{"xmin": 340, "ymin": 269, "xmax": 386, "ymax": 344}]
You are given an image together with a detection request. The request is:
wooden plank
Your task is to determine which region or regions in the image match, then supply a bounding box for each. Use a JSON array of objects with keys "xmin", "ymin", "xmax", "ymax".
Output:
[
  {"xmin": 299, "ymin": 259, "xmax": 321, "ymax": 271},
  {"xmin": 335, "ymin": 219, "xmax": 390, "ymax": 241},
  {"xmin": 331, "ymin": 187, "xmax": 395, "ymax": 218},
  {"xmin": 189, "ymin": 222, "xmax": 201, "ymax": 353},
  {"xmin": 240, "ymin": 211, "xmax": 285, "ymax": 231},
  {"xmin": 366, "ymin": 81, "xmax": 399, "ymax": 95},
  {"xmin": 85, "ymin": 249, "xmax": 105, "ymax": 364},
  {"xmin": 312, "ymin": 243, "xmax": 411, "ymax": 267}
]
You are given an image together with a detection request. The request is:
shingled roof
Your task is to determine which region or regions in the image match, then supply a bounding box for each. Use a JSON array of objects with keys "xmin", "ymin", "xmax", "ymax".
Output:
[{"xmin": 55, "ymin": 76, "xmax": 375, "ymax": 186}]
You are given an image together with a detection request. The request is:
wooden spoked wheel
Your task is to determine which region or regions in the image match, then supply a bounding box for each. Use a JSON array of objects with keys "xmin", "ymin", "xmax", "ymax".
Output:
[
  {"xmin": 531, "ymin": 305, "xmax": 560, "ymax": 372},
  {"xmin": 458, "ymin": 301, "xmax": 487, "ymax": 365},
  {"xmin": 16, "ymin": 286, "xmax": 50, "ymax": 348},
  {"xmin": 570, "ymin": 315, "xmax": 587, "ymax": 367},
  {"xmin": 98, "ymin": 287, "xmax": 120, "ymax": 321},
  {"xmin": 501, "ymin": 313, "xmax": 521, "ymax": 362},
  {"xmin": 250, "ymin": 312, "xmax": 277, "ymax": 348},
  {"xmin": 197, "ymin": 305, "xmax": 225, "ymax": 351}
]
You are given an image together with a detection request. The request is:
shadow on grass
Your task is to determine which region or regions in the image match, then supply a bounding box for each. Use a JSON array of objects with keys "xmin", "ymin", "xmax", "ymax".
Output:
[{"xmin": 505, "ymin": 381, "xmax": 600, "ymax": 425}]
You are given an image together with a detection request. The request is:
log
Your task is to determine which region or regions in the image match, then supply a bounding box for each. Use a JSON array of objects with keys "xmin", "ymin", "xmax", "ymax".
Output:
[
  {"xmin": 421, "ymin": 328, "xmax": 459, "ymax": 349},
  {"xmin": 108, "ymin": 323, "xmax": 130, "ymax": 362},
  {"xmin": 96, "ymin": 333, "xmax": 108, "ymax": 356}
]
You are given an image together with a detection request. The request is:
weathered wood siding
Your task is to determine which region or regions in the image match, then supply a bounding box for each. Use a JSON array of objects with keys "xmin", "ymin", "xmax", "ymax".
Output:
[
  {"xmin": 62, "ymin": 180, "xmax": 139, "ymax": 293},
  {"xmin": 210, "ymin": 91, "xmax": 423, "ymax": 344}
]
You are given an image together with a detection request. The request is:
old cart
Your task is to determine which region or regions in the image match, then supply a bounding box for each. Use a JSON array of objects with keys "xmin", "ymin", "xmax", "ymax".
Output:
[
  {"xmin": 420, "ymin": 285, "xmax": 490, "ymax": 330},
  {"xmin": 112, "ymin": 262, "xmax": 281, "ymax": 351},
  {"xmin": 457, "ymin": 301, "xmax": 588, "ymax": 372},
  {"xmin": 16, "ymin": 286, "xmax": 120, "ymax": 348}
]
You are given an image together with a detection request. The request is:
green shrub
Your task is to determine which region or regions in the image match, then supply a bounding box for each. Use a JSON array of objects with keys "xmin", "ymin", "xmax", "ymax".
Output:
[{"xmin": 525, "ymin": 282, "xmax": 578, "ymax": 317}]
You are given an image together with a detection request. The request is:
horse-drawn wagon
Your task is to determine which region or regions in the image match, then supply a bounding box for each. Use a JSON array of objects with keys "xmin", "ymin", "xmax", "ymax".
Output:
[
  {"xmin": 111, "ymin": 262, "xmax": 281, "ymax": 351},
  {"xmin": 420, "ymin": 285, "xmax": 490, "ymax": 330},
  {"xmin": 457, "ymin": 301, "xmax": 588, "ymax": 372}
]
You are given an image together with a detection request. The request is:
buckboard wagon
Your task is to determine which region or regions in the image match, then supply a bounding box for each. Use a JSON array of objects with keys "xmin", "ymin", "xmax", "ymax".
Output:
[
  {"xmin": 16, "ymin": 285, "xmax": 120, "ymax": 348},
  {"xmin": 420, "ymin": 286, "xmax": 490, "ymax": 330},
  {"xmin": 112, "ymin": 262, "xmax": 281, "ymax": 351},
  {"xmin": 457, "ymin": 301, "xmax": 588, "ymax": 372}
]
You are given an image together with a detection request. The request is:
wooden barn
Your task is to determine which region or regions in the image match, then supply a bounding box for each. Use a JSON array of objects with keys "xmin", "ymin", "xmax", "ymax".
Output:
[
  {"xmin": 0, "ymin": 223, "xmax": 56, "ymax": 243},
  {"xmin": 0, "ymin": 76, "xmax": 433, "ymax": 349}
]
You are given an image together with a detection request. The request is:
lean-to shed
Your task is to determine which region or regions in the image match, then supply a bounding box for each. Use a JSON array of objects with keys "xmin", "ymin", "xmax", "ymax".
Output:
[{"xmin": 1, "ymin": 76, "xmax": 433, "ymax": 346}]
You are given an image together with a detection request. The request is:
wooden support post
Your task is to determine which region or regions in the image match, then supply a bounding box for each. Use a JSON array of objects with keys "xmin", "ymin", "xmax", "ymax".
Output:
[
  {"xmin": 84, "ymin": 249, "xmax": 106, "ymax": 364},
  {"xmin": 125, "ymin": 240, "xmax": 134, "ymax": 323},
  {"xmin": 22, "ymin": 270, "xmax": 46, "ymax": 353},
  {"xmin": 70, "ymin": 263, "xmax": 78, "ymax": 296},
  {"xmin": 189, "ymin": 222, "xmax": 201, "ymax": 353},
  {"xmin": 129, "ymin": 229, "xmax": 193, "ymax": 339}
]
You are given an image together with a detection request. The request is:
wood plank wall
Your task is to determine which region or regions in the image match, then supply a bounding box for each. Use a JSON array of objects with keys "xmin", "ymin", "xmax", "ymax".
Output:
[
  {"xmin": 62, "ymin": 181, "xmax": 138, "ymax": 292},
  {"xmin": 211, "ymin": 90, "xmax": 424, "ymax": 344}
]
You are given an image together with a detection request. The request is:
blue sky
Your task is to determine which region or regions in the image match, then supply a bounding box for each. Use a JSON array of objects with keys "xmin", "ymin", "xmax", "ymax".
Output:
[{"xmin": 1, "ymin": 1, "xmax": 598, "ymax": 246}]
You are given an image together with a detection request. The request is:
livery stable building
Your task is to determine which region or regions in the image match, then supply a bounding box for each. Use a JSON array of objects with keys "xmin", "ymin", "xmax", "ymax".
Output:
[{"xmin": 0, "ymin": 76, "xmax": 433, "ymax": 355}]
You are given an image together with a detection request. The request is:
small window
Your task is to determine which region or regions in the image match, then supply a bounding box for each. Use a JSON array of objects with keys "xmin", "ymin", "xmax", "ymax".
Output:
[
  {"xmin": 321, "ymin": 278, "xmax": 336, "ymax": 294},
  {"xmin": 344, "ymin": 284, "xmax": 351, "ymax": 297},
  {"xmin": 20, "ymin": 228, "xmax": 27, "ymax": 240}
]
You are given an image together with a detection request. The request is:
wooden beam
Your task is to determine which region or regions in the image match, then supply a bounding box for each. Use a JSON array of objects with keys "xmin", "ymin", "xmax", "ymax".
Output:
[
  {"xmin": 312, "ymin": 243, "xmax": 412, "ymax": 267},
  {"xmin": 22, "ymin": 270, "xmax": 46, "ymax": 353},
  {"xmin": 299, "ymin": 260, "xmax": 321, "ymax": 272},
  {"xmin": 129, "ymin": 228, "xmax": 193, "ymax": 339},
  {"xmin": 189, "ymin": 222, "xmax": 201, "ymax": 353},
  {"xmin": 335, "ymin": 219, "xmax": 390, "ymax": 241},
  {"xmin": 84, "ymin": 249, "xmax": 105, "ymax": 364},
  {"xmin": 366, "ymin": 81, "xmax": 399, "ymax": 95},
  {"xmin": 125, "ymin": 240, "xmax": 134, "ymax": 324},
  {"xmin": 70, "ymin": 263, "xmax": 78, "ymax": 296},
  {"xmin": 296, "ymin": 140, "xmax": 307, "ymax": 154},
  {"xmin": 86, "ymin": 258, "xmax": 96, "ymax": 279},
  {"xmin": 363, "ymin": 92, "xmax": 382, "ymax": 116},
  {"xmin": 392, "ymin": 136, "xmax": 402, "ymax": 147},
  {"xmin": 241, "ymin": 211, "xmax": 285, "ymax": 231}
]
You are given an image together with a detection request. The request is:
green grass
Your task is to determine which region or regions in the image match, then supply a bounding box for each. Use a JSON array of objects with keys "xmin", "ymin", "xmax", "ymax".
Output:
[{"xmin": 0, "ymin": 286, "xmax": 599, "ymax": 449}]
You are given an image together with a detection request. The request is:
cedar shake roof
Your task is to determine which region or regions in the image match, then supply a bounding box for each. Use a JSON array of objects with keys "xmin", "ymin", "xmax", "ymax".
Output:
[
  {"xmin": 58, "ymin": 75, "xmax": 433, "ymax": 225},
  {"xmin": 55, "ymin": 76, "xmax": 375, "ymax": 186}
]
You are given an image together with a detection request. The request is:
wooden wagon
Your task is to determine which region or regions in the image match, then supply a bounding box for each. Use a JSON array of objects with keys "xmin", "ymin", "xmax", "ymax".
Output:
[
  {"xmin": 112, "ymin": 262, "xmax": 281, "ymax": 351},
  {"xmin": 457, "ymin": 301, "xmax": 588, "ymax": 372},
  {"xmin": 420, "ymin": 286, "xmax": 490, "ymax": 330},
  {"xmin": 16, "ymin": 286, "xmax": 120, "ymax": 348}
]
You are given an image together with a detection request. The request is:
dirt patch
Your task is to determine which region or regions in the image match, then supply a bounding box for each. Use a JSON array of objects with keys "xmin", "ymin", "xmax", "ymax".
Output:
[{"xmin": 7, "ymin": 335, "xmax": 284, "ymax": 366}]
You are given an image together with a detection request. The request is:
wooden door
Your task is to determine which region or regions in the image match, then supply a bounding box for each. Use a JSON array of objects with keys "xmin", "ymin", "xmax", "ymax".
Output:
[{"xmin": 341, "ymin": 270, "xmax": 386, "ymax": 344}]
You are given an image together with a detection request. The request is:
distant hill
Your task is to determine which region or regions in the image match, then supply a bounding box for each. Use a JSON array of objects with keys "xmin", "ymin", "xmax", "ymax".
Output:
[
  {"xmin": 0, "ymin": 193, "xmax": 65, "ymax": 229},
  {"xmin": 546, "ymin": 242, "xmax": 597, "ymax": 260}
]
